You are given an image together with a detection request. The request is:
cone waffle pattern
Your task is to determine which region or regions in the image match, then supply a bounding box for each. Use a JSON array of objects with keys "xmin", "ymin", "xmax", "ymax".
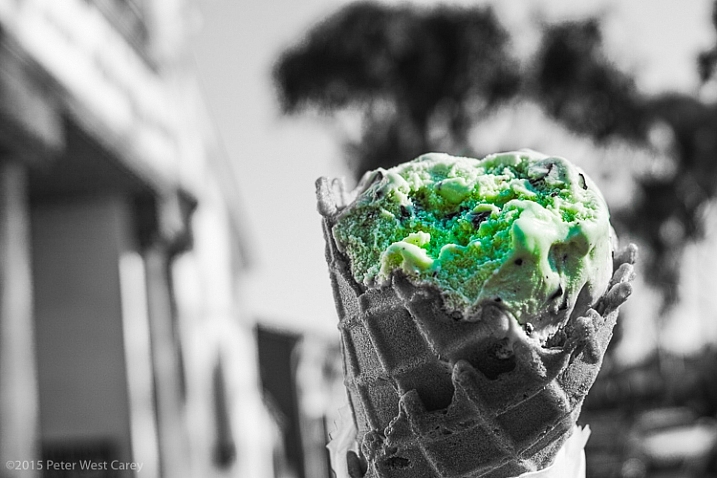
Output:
[{"xmin": 317, "ymin": 178, "xmax": 634, "ymax": 478}]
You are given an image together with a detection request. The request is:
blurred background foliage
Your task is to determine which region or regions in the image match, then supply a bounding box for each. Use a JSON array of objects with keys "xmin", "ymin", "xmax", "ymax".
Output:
[{"xmin": 273, "ymin": 2, "xmax": 717, "ymax": 476}]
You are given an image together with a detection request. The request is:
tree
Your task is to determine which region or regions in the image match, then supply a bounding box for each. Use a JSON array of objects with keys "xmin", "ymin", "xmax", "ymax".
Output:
[
  {"xmin": 273, "ymin": 1, "xmax": 520, "ymax": 176},
  {"xmin": 530, "ymin": 18, "xmax": 648, "ymax": 143}
]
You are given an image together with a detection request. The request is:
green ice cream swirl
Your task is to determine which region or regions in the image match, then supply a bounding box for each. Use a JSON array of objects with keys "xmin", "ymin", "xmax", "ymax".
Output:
[{"xmin": 332, "ymin": 150, "xmax": 614, "ymax": 329}]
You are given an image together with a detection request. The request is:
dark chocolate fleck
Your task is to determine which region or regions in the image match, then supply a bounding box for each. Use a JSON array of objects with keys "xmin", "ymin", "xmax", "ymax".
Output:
[
  {"xmin": 528, "ymin": 163, "xmax": 554, "ymax": 187},
  {"xmin": 470, "ymin": 211, "xmax": 490, "ymax": 228},
  {"xmin": 578, "ymin": 173, "xmax": 588, "ymax": 190},
  {"xmin": 549, "ymin": 284, "xmax": 563, "ymax": 301}
]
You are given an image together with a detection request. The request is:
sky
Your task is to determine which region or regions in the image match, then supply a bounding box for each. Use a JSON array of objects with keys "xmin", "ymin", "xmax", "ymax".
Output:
[{"xmin": 189, "ymin": 0, "xmax": 715, "ymax": 340}]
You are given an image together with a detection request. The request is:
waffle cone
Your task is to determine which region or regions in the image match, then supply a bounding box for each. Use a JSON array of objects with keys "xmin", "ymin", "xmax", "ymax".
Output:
[{"xmin": 317, "ymin": 177, "xmax": 635, "ymax": 478}]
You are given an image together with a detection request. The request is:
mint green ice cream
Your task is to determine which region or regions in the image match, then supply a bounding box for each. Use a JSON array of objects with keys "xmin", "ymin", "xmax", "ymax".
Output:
[{"xmin": 332, "ymin": 150, "xmax": 613, "ymax": 337}]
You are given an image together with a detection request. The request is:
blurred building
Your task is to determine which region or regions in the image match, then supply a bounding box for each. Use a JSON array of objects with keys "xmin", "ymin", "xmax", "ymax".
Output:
[
  {"xmin": 0, "ymin": 1, "xmax": 277, "ymax": 477},
  {"xmin": 256, "ymin": 326, "xmax": 344, "ymax": 478}
]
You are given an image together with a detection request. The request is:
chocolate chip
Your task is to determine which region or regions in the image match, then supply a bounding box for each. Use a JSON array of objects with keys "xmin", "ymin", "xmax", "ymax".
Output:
[
  {"xmin": 470, "ymin": 211, "xmax": 490, "ymax": 228},
  {"xmin": 578, "ymin": 173, "xmax": 588, "ymax": 190},
  {"xmin": 529, "ymin": 163, "xmax": 555, "ymax": 187}
]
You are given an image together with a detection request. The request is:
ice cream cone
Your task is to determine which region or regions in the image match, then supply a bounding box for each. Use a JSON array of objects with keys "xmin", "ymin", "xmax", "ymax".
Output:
[{"xmin": 318, "ymin": 176, "xmax": 636, "ymax": 478}]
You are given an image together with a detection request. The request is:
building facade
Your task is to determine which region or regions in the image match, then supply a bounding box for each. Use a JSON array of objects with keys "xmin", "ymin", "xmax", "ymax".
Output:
[{"xmin": 0, "ymin": 1, "xmax": 276, "ymax": 477}]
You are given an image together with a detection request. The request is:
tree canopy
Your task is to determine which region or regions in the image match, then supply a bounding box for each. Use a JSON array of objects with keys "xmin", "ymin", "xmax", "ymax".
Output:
[{"xmin": 274, "ymin": 2, "xmax": 520, "ymax": 174}]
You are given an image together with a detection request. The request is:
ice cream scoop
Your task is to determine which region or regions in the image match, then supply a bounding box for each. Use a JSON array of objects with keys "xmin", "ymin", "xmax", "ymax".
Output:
[
  {"xmin": 332, "ymin": 150, "xmax": 613, "ymax": 342},
  {"xmin": 317, "ymin": 150, "xmax": 635, "ymax": 478}
]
